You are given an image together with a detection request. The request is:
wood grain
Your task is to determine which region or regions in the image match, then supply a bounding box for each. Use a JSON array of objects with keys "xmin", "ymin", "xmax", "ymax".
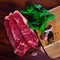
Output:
[{"xmin": 37, "ymin": 6, "xmax": 60, "ymax": 58}]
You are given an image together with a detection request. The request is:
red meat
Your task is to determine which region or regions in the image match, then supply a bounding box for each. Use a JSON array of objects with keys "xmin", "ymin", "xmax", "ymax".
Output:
[
  {"xmin": 9, "ymin": 13, "xmax": 30, "ymax": 57},
  {"xmin": 4, "ymin": 16, "xmax": 15, "ymax": 48},
  {"xmin": 13, "ymin": 11, "xmax": 38, "ymax": 48},
  {"xmin": 4, "ymin": 10, "xmax": 38, "ymax": 57}
]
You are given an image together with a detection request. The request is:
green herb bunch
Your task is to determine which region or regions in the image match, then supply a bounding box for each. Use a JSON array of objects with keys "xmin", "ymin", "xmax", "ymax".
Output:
[{"xmin": 20, "ymin": 4, "xmax": 55, "ymax": 33}]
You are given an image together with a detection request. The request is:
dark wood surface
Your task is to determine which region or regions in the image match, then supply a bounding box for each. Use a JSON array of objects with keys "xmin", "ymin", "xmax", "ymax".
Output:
[
  {"xmin": 10, "ymin": 0, "xmax": 60, "ymax": 10},
  {"xmin": 0, "ymin": 0, "xmax": 60, "ymax": 60}
]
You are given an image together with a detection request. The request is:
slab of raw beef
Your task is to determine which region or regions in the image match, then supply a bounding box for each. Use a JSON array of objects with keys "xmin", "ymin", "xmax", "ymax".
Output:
[
  {"xmin": 4, "ymin": 10, "xmax": 38, "ymax": 57},
  {"xmin": 9, "ymin": 13, "xmax": 30, "ymax": 57},
  {"xmin": 13, "ymin": 10, "xmax": 38, "ymax": 48}
]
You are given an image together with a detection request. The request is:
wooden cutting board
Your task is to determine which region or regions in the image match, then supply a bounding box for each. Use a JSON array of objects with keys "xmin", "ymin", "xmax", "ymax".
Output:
[{"xmin": 36, "ymin": 6, "xmax": 60, "ymax": 58}]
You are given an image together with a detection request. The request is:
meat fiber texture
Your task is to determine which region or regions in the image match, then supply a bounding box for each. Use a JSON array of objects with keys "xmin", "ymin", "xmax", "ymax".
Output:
[{"xmin": 4, "ymin": 10, "xmax": 38, "ymax": 57}]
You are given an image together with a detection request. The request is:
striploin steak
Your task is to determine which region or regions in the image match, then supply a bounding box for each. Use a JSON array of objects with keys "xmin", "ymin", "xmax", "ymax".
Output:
[{"xmin": 4, "ymin": 10, "xmax": 38, "ymax": 57}]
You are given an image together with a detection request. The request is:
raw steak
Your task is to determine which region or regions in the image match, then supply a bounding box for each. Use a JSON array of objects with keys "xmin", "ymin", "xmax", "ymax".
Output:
[
  {"xmin": 13, "ymin": 10, "xmax": 38, "ymax": 48},
  {"xmin": 9, "ymin": 13, "xmax": 30, "ymax": 57},
  {"xmin": 4, "ymin": 10, "xmax": 38, "ymax": 57}
]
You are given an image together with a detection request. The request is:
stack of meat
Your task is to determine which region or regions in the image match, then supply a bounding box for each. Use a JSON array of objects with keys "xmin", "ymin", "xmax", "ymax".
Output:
[{"xmin": 4, "ymin": 10, "xmax": 38, "ymax": 57}]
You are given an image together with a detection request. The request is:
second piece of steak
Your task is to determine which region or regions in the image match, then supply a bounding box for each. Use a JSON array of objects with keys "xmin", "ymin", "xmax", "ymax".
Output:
[{"xmin": 4, "ymin": 16, "xmax": 15, "ymax": 48}]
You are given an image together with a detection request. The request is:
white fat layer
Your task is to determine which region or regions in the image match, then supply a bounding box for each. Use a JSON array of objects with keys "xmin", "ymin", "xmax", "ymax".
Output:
[
  {"xmin": 5, "ymin": 16, "xmax": 9, "ymax": 20},
  {"xmin": 14, "ymin": 10, "xmax": 28, "ymax": 24}
]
